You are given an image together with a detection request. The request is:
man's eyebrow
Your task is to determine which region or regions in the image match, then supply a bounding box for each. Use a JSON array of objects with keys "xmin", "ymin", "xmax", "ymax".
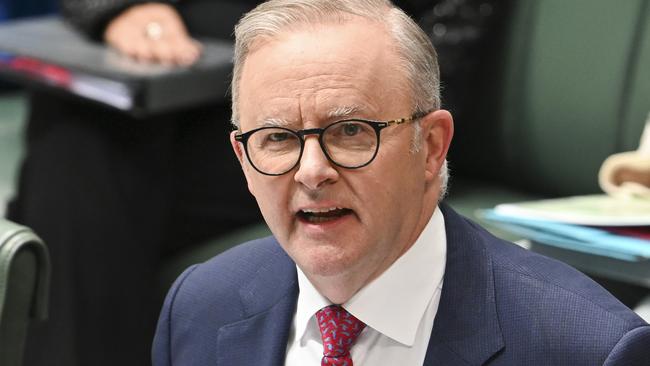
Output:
[
  {"xmin": 255, "ymin": 107, "xmax": 364, "ymax": 128},
  {"xmin": 327, "ymin": 106, "xmax": 363, "ymax": 119},
  {"xmin": 260, "ymin": 117, "xmax": 292, "ymax": 128}
]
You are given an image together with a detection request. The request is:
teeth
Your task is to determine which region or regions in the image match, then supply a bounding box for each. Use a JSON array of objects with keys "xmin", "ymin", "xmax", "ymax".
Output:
[{"xmin": 301, "ymin": 207, "xmax": 343, "ymax": 213}]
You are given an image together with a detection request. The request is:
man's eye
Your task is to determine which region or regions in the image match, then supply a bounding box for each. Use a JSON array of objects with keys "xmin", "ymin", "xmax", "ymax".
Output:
[
  {"xmin": 342, "ymin": 123, "xmax": 362, "ymax": 136},
  {"xmin": 268, "ymin": 132, "xmax": 290, "ymax": 142}
]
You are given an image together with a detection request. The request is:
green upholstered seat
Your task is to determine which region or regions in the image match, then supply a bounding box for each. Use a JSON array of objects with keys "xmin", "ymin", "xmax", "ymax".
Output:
[
  {"xmin": 0, "ymin": 219, "xmax": 49, "ymax": 366},
  {"xmin": 499, "ymin": 0, "xmax": 647, "ymax": 194}
]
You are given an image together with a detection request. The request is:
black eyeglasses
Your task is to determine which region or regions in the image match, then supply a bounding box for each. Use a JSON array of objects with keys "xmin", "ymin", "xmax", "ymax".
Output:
[{"xmin": 234, "ymin": 111, "xmax": 429, "ymax": 176}]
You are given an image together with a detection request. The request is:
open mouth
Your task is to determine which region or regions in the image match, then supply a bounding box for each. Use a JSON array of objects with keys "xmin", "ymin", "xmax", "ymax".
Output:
[{"xmin": 296, "ymin": 207, "xmax": 354, "ymax": 223}]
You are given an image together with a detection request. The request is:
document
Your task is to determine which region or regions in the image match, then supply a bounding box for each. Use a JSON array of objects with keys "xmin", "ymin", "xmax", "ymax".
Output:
[{"xmin": 493, "ymin": 195, "xmax": 650, "ymax": 227}]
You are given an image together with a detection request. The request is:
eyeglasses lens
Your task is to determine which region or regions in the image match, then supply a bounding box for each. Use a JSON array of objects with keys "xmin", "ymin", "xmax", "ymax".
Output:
[
  {"xmin": 322, "ymin": 121, "xmax": 377, "ymax": 168},
  {"xmin": 247, "ymin": 128, "xmax": 301, "ymax": 175}
]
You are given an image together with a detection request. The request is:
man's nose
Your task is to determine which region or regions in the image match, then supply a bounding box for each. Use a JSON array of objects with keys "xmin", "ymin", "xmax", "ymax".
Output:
[{"xmin": 293, "ymin": 137, "xmax": 338, "ymax": 190}]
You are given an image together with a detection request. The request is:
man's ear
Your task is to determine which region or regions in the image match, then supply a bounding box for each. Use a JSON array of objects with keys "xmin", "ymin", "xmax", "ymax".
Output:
[
  {"xmin": 230, "ymin": 130, "xmax": 256, "ymax": 196},
  {"xmin": 230, "ymin": 130, "xmax": 246, "ymax": 166},
  {"xmin": 421, "ymin": 109, "xmax": 454, "ymax": 183}
]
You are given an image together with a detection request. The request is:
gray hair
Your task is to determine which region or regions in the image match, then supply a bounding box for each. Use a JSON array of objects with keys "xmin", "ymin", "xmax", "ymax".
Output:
[
  {"xmin": 231, "ymin": 0, "xmax": 440, "ymax": 126},
  {"xmin": 231, "ymin": 0, "xmax": 448, "ymax": 197}
]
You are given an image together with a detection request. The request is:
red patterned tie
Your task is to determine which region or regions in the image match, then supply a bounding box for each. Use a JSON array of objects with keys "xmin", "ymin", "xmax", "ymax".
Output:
[{"xmin": 316, "ymin": 305, "xmax": 366, "ymax": 366}]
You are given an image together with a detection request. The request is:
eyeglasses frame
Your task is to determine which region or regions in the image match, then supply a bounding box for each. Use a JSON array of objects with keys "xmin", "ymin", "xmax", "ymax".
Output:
[{"xmin": 234, "ymin": 110, "xmax": 430, "ymax": 176}]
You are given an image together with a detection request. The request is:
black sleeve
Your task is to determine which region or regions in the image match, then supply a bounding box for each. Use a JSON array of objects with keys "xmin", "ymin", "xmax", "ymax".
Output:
[
  {"xmin": 58, "ymin": 0, "xmax": 262, "ymax": 41},
  {"xmin": 177, "ymin": 0, "xmax": 263, "ymax": 40},
  {"xmin": 59, "ymin": 0, "xmax": 167, "ymax": 40}
]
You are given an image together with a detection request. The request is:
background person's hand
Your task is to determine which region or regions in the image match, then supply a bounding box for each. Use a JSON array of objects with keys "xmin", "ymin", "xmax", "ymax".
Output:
[{"xmin": 104, "ymin": 3, "xmax": 202, "ymax": 66}]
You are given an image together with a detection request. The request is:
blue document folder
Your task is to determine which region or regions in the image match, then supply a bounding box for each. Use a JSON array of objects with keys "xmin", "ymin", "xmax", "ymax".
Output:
[{"xmin": 479, "ymin": 209, "xmax": 650, "ymax": 262}]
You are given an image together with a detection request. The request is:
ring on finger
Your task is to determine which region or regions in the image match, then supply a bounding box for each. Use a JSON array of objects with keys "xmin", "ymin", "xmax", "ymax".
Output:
[{"xmin": 144, "ymin": 21, "xmax": 163, "ymax": 40}]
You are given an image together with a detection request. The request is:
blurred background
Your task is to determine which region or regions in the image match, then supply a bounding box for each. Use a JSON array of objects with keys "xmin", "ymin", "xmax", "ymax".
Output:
[{"xmin": 0, "ymin": 0, "xmax": 57, "ymax": 214}]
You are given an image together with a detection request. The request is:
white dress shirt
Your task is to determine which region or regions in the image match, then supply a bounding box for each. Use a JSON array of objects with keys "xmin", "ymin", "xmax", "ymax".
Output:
[{"xmin": 285, "ymin": 207, "xmax": 447, "ymax": 365}]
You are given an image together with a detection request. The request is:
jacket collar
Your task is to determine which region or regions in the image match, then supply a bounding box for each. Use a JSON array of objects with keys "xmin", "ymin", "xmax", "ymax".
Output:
[{"xmin": 423, "ymin": 203, "xmax": 504, "ymax": 365}]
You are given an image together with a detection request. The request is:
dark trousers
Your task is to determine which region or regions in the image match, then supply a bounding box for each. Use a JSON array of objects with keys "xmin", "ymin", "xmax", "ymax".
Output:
[{"xmin": 7, "ymin": 91, "xmax": 261, "ymax": 365}]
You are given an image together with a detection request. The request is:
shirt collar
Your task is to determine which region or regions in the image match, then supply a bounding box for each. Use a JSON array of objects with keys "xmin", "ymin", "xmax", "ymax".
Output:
[{"xmin": 294, "ymin": 207, "xmax": 447, "ymax": 346}]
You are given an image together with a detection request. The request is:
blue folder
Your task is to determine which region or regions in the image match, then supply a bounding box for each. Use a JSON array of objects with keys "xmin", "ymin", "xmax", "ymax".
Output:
[{"xmin": 479, "ymin": 209, "xmax": 650, "ymax": 262}]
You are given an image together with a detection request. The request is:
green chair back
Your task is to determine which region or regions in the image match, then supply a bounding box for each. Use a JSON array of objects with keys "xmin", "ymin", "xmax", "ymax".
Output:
[
  {"xmin": 0, "ymin": 219, "xmax": 49, "ymax": 366},
  {"xmin": 489, "ymin": 0, "xmax": 649, "ymax": 196}
]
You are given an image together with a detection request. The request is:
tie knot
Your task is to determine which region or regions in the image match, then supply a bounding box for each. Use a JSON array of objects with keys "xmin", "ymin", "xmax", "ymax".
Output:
[{"xmin": 316, "ymin": 305, "xmax": 366, "ymax": 361}]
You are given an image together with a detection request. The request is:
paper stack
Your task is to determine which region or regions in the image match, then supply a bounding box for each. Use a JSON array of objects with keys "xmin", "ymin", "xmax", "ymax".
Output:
[{"xmin": 480, "ymin": 117, "xmax": 650, "ymax": 262}]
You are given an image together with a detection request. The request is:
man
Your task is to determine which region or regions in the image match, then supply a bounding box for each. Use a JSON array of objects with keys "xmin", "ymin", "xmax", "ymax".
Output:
[{"xmin": 152, "ymin": 0, "xmax": 650, "ymax": 365}]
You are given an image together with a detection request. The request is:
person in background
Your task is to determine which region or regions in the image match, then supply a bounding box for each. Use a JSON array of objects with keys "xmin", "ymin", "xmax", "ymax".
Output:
[
  {"xmin": 10, "ymin": 1, "xmax": 261, "ymax": 365},
  {"xmin": 153, "ymin": 0, "xmax": 650, "ymax": 365}
]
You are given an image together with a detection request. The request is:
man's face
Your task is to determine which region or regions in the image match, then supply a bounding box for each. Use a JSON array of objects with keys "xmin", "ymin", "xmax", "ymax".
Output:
[{"xmin": 232, "ymin": 18, "xmax": 450, "ymax": 292}]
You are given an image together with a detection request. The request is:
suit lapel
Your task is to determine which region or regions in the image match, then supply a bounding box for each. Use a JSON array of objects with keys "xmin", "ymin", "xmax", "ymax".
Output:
[
  {"xmin": 216, "ymin": 240, "xmax": 299, "ymax": 366},
  {"xmin": 423, "ymin": 204, "xmax": 504, "ymax": 365}
]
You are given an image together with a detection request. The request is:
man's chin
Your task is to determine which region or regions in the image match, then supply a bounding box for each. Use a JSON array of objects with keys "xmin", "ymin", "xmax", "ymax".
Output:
[
  {"xmin": 304, "ymin": 261, "xmax": 350, "ymax": 278},
  {"xmin": 295, "ymin": 248, "xmax": 358, "ymax": 278}
]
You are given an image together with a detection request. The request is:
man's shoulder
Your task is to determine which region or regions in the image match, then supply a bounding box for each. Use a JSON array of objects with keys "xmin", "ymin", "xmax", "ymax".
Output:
[
  {"xmin": 153, "ymin": 236, "xmax": 298, "ymax": 365},
  {"xmin": 474, "ymin": 220, "xmax": 648, "ymax": 355},
  {"xmin": 442, "ymin": 208, "xmax": 650, "ymax": 363},
  {"xmin": 484, "ymin": 229, "xmax": 641, "ymax": 323},
  {"xmin": 190, "ymin": 235, "xmax": 292, "ymax": 285},
  {"xmin": 164, "ymin": 236, "xmax": 297, "ymax": 324},
  {"xmin": 445, "ymin": 207, "xmax": 639, "ymax": 322}
]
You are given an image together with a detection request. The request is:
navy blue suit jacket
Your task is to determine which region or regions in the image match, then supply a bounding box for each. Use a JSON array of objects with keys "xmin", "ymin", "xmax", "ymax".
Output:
[{"xmin": 153, "ymin": 205, "xmax": 650, "ymax": 365}]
